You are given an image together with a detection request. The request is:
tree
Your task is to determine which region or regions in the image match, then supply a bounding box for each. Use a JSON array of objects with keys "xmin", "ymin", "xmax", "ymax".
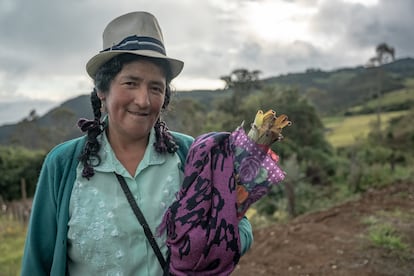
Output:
[
  {"xmin": 211, "ymin": 69, "xmax": 263, "ymax": 131},
  {"xmin": 0, "ymin": 146, "xmax": 45, "ymax": 200},
  {"xmin": 376, "ymin": 43, "xmax": 395, "ymax": 63},
  {"xmin": 219, "ymin": 68, "xmax": 262, "ymax": 114},
  {"xmin": 9, "ymin": 107, "xmax": 77, "ymax": 150},
  {"xmin": 164, "ymin": 98, "xmax": 206, "ymax": 137},
  {"xmin": 366, "ymin": 43, "xmax": 396, "ymax": 141},
  {"xmin": 305, "ymin": 87, "xmax": 329, "ymax": 110},
  {"xmin": 9, "ymin": 109, "xmax": 45, "ymax": 149},
  {"xmin": 27, "ymin": 109, "xmax": 39, "ymax": 121},
  {"xmin": 47, "ymin": 107, "xmax": 76, "ymax": 148},
  {"xmin": 220, "ymin": 68, "xmax": 262, "ymax": 91}
]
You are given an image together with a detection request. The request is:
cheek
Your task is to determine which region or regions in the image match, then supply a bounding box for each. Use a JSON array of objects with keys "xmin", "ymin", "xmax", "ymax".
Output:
[
  {"xmin": 153, "ymin": 95, "xmax": 166, "ymax": 110},
  {"xmin": 106, "ymin": 91, "xmax": 129, "ymax": 108},
  {"xmin": 105, "ymin": 97, "xmax": 118, "ymax": 111}
]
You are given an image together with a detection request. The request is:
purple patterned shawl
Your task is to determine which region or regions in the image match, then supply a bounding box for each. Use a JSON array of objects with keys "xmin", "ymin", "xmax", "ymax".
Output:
[{"xmin": 158, "ymin": 127, "xmax": 285, "ymax": 275}]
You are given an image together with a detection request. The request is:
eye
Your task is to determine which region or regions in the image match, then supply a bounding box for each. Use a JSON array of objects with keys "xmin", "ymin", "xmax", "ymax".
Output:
[
  {"xmin": 122, "ymin": 81, "xmax": 137, "ymax": 87},
  {"xmin": 150, "ymin": 85, "xmax": 164, "ymax": 94}
]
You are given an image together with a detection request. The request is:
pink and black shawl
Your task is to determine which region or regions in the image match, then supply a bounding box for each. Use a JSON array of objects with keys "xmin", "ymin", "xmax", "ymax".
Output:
[{"xmin": 158, "ymin": 127, "xmax": 285, "ymax": 275}]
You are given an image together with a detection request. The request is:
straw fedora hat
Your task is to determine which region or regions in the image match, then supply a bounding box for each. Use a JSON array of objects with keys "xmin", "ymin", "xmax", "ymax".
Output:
[{"xmin": 86, "ymin": 11, "xmax": 184, "ymax": 79}]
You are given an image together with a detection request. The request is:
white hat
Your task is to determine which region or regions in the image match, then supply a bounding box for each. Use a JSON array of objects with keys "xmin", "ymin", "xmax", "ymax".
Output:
[{"xmin": 86, "ymin": 11, "xmax": 184, "ymax": 79}]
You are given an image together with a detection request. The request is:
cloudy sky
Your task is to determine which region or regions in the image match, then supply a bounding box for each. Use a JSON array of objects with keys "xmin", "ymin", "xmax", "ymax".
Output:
[{"xmin": 0, "ymin": 0, "xmax": 413, "ymax": 125}]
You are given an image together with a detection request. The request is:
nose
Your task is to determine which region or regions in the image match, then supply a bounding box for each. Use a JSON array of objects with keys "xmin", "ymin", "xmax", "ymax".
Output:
[{"xmin": 133, "ymin": 86, "xmax": 150, "ymax": 108}]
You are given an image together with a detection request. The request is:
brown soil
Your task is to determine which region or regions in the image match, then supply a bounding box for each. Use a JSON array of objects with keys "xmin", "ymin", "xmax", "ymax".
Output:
[{"xmin": 233, "ymin": 181, "xmax": 414, "ymax": 276}]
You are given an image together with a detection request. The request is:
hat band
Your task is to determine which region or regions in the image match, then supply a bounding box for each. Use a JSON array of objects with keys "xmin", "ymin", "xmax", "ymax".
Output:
[{"xmin": 100, "ymin": 35, "xmax": 166, "ymax": 55}]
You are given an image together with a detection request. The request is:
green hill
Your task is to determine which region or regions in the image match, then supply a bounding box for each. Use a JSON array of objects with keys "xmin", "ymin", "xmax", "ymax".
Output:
[
  {"xmin": 1, "ymin": 57, "xmax": 413, "ymax": 150},
  {"xmin": 263, "ymin": 58, "xmax": 414, "ymax": 114},
  {"xmin": 323, "ymin": 110, "xmax": 409, "ymax": 147}
]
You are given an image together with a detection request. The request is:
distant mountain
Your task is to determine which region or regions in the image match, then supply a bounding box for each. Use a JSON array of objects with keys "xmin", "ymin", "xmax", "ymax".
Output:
[
  {"xmin": 0, "ymin": 99, "xmax": 58, "ymax": 126},
  {"xmin": 1, "ymin": 57, "xmax": 413, "ymax": 150},
  {"xmin": 0, "ymin": 95, "xmax": 93, "ymax": 149},
  {"xmin": 172, "ymin": 89, "xmax": 230, "ymax": 110},
  {"xmin": 263, "ymin": 57, "xmax": 414, "ymax": 113}
]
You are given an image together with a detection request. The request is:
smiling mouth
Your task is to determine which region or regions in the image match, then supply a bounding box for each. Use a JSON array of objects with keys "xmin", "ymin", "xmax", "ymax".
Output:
[{"xmin": 127, "ymin": 110, "xmax": 149, "ymax": 116}]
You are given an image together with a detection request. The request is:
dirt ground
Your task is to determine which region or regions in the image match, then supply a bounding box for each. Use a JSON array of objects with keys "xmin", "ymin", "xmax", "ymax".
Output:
[{"xmin": 233, "ymin": 181, "xmax": 414, "ymax": 276}]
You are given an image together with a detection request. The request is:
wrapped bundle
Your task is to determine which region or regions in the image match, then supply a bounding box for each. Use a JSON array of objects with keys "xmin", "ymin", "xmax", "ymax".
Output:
[{"xmin": 159, "ymin": 110, "xmax": 291, "ymax": 275}]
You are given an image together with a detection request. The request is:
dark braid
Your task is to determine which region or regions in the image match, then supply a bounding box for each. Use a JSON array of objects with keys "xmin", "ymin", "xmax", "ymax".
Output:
[
  {"xmin": 78, "ymin": 53, "xmax": 178, "ymax": 179},
  {"xmin": 153, "ymin": 84, "xmax": 178, "ymax": 154},
  {"xmin": 154, "ymin": 118, "xmax": 178, "ymax": 153},
  {"xmin": 77, "ymin": 89, "xmax": 105, "ymax": 179}
]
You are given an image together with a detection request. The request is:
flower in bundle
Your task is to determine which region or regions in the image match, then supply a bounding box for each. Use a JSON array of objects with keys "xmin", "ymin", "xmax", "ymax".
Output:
[
  {"xmin": 247, "ymin": 109, "xmax": 292, "ymax": 145},
  {"xmin": 234, "ymin": 109, "xmax": 292, "ymax": 215}
]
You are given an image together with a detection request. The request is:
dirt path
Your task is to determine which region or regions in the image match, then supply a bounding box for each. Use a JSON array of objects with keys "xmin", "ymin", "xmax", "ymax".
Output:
[{"xmin": 233, "ymin": 181, "xmax": 414, "ymax": 276}]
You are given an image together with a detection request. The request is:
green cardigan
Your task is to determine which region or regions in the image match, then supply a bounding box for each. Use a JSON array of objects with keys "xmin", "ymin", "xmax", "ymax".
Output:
[{"xmin": 21, "ymin": 132, "xmax": 253, "ymax": 275}]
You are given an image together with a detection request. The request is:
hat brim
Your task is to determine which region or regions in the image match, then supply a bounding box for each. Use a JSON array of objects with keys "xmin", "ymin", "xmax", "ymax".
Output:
[{"xmin": 86, "ymin": 50, "xmax": 184, "ymax": 79}]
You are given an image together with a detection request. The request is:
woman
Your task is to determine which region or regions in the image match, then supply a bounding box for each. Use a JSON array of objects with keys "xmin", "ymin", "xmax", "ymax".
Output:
[{"xmin": 21, "ymin": 11, "xmax": 253, "ymax": 275}]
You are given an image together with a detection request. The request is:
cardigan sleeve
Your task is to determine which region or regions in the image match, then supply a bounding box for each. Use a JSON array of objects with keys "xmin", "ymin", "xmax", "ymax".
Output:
[
  {"xmin": 21, "ymin": 137, "xmax": 85, "ymax": 276},
  {"xmin": 21, "ymin": 151, "xmax": 60, "ymax": 275},
  {"xmin": 238, "ymin": 216, "xmax": 253, "ymax": 255}
]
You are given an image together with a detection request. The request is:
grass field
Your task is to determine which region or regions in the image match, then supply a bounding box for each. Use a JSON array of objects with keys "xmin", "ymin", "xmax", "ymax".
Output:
[
  {"xmin": 348, "ymin": 88, "xmax": 414, "ymax": 113},
  {"xmin": 347, "ymin": 78, "xmax": 414, "ymax": 114},
  {"xmin": 0, "ymin": 216, "xmax": 25, "ymax": 276},
  {"xmin": 323, "ymin": 110, "xmax": 408, "ymax": 147}
]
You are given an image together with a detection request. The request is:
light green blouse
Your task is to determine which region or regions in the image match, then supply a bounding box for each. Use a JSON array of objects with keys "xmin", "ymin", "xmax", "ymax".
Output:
[{"xmin": 67, "ymin": 130, "xmax": 183, "ymax": 275}]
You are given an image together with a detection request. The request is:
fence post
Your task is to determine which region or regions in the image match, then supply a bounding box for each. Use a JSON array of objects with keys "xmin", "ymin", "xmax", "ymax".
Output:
[{"xmin": 21, "ymin": 178, "xmax": 27, "ymax": 201}]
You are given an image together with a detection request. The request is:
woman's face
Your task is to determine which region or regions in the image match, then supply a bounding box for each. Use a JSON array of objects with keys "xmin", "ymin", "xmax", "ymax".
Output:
[{"xmin": 101, "ymin": 59, "xmax": 166, "ymax": 142}]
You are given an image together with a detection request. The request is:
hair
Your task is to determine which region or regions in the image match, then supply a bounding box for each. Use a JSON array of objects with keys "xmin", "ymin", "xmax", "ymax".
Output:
[{"xmin": 78, "ymin": 53, "xmax": 178, "ymax": 179}]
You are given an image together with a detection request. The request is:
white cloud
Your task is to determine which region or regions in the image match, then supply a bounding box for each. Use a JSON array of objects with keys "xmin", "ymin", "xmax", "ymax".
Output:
[
  {"xmin": 0, "ymin": 0, "xmax": 413, "ymax": 125},
  {"xmin": 342, "ymin": 0, "xmax": 379, "ymax": 6},
  {"xmin": 241, "ymin": 1, "xmax": 318, "ymax": 44}
]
